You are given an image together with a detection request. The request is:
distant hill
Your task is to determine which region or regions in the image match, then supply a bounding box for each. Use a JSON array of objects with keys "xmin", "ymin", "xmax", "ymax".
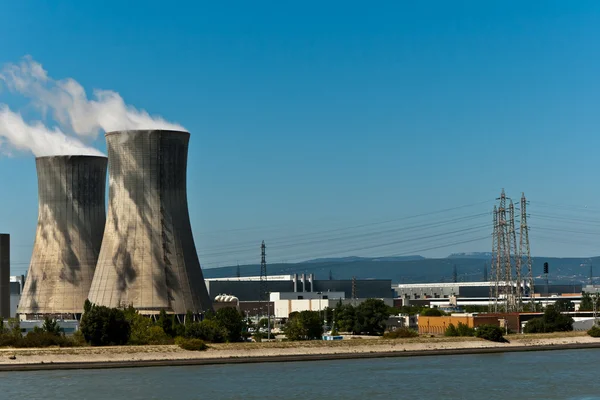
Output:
[
  {"xmin": 447, "ymin": 252, "xmax": 492, "ymax": 259},
  {"xmin": 202, "ymin": 255, "xmax": 600, "ymax": 285},
  {"xmin": 301, "ymin": 256, "xmax": 425, "ymax": 264}
]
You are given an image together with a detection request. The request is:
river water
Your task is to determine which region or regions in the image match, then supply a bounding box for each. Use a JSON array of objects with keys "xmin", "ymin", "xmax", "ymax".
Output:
[{"xmin": 1, "ymin": 349, "xmax": 599, "ymax": 399}]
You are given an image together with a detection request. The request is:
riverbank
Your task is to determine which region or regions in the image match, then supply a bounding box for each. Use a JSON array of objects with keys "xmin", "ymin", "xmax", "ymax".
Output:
[{"xmin": 0, "ymin": 332, "xmax": 597, "ymax": 371}]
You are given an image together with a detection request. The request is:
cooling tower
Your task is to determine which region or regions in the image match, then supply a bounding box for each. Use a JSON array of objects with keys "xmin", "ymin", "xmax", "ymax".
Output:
[
  {"xmin": 18, "ymin": 156, "xmax": 107, "ymax": 318},
  {"xmin": 88, "ymin": 130, "xmax": 212, "ymax": 315}
]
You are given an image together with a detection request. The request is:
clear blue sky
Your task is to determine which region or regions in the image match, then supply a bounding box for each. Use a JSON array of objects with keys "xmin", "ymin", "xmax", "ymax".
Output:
[{"xmin": 1, "ymin": 1, "xmax": 600, "ymax": 274}]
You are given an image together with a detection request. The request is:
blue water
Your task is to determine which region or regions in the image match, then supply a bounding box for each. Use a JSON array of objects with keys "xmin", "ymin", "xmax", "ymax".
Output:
[{"xmin": 1, "ymin": 349, "xmax": 599, "ymax": 399}]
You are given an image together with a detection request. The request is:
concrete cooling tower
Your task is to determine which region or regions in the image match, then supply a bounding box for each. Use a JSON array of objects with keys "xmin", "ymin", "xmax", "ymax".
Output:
[
  {"xmin": 18, "ymin": 156, "xmax": 108, "ymax": 318},
  {"xmin": 88, "ymin": 130, "xmax": 212, "ymax": 315}
]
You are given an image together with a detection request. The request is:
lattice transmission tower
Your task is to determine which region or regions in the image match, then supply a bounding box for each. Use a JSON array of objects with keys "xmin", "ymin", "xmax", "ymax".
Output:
[
  {"xmin": 260, "ymin": 241, "xmax": 268, "ymax": 302},
  {"xmin": 519, "ymin": 193, "xmax": 534, "ymax": 310},
  {"xmin": 490, "ymin": 189, "xmax": 521, "ymax": 312}
]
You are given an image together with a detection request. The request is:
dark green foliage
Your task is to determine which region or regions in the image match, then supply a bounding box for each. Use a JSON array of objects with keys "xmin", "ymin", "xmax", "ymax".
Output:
[
  {"xmin": 445, "ymin": 323, "xmax": 459, "ymax": 337},
  {"xmin": 84, "ymin": 299, "xmax": 92, "ymax": 313},
  {"xmin": 157, "ymin": 310, "xmax": 174, "ymax": 337},
  {"xmin": 463, "ymin": 305, "xmax": 489, "ymax": 313},
  {"xmin": 420, "ymin": 308, "xmax": 446, "ymax": 317},
  {"xmin": 383, "ymin": 328, "xmax": 418, "ymax": 338},
  {"xmin": 123, "ymin": 307, "xmax": 171, "ymax": 345},
  {"xmin": 175, "ymin": 337, "xmax": 208, "ymax": 351},
  {"xmin": 354, "ymin": 299, "xmax": 392, "ymax": 335},
  {"xmin": 215, "ymin": 307, "xmax": 245, "ymax": 342},
  {"xmin": 553, "ymin": 299, "xmax": 575, "ymax": 312},
  {"xmin": 42, "ymin": 317, "xmax": 62, "ymax": 335},
  {"xmin": 283, "ymin": 311, "xmax": 323, "ymax": 340},
  {"xmin": 334, "ymin": 302, "xmax": 357, "ymax": 333},
  {"xmin": 19, "ymin": 330, "xmax": 75, "ymax": 347},
  {"xmin": 445, "ymin": 322, "xmax": 475, "ymax": 337},
  {"xmin": 80, "ymin": 304, "xmax": 131, "ymax": 346},
  {"xmin": 587, "ymin": 325, "xmax": 600, "ymax": 337},
  {"xmin": 258, "ymin": 318, "xmax": 269, "ymax": 328},
  {"xmin": 475, "ymin": 325, "xmax": 507, "ymax": 342},
  {"xmin": 523, "ymin": 306, "xmax": 574, "ymax": 334},
  {"xmin": 186, "ymin": 319, "xmax": 227, "ymax": 343}
]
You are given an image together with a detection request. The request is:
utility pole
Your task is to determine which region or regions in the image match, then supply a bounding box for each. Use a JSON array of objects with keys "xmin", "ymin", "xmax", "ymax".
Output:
[
  {"xmin": 453, "ymin": 265, "xmax": 458, "ymax": 283},
  {"xmin": 483, "ymin": 263, "xmax": 488, "ymax": 282},
  {"xmin": 236, "ymin": 263, "xmax": 241, "ymax": 278}
]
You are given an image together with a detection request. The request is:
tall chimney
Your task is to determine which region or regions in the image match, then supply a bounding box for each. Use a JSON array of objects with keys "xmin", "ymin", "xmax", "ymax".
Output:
[
  {"xmin": 0, "ymin": 234, "xmax": 9, "ymax": 318},
  {"xmin": 18, "ymin": 156, "xmax": 107, "ymax": 317},
  {"xmin": 88, "ymin": 130, "xmax": 212, "ymax": 314}
]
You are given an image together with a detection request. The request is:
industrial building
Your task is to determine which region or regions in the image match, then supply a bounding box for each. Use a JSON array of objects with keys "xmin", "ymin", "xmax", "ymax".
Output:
[
  {"xmin": 394, "ymin": 281, "xmax": 583, "ymax": 308},
  {"xmin": 88, "ymin": 130, "xmax": 212, "ymax": 315},
  {"xmin": 206, "ymin": 274, "xmax": 393, "ymax": 302},
  {"xmin": 17, "ymin": 156, "xmax": 107, "ymax": 319}
]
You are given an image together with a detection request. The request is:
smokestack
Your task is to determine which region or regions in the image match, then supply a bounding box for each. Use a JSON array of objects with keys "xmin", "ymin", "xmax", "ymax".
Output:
[
  {"xmin": 301, "ymin": 273, "xmax": 306, "ymax": 292},
  {"xmin": 293, "ymin": 274, "xmax": 297, "ymax": 293},
  {"xmin": 18, "ymin": 156, "xmax": 107, "ymax": 317},
  {"xmin": 308, "ymin": 274, "xmax": 313, "ymax": 292},
  {"xmin": 88, "ymin": 130, "xmax": 212, "ymax": 314},
  {"xmin": 0, "ymin": 234, "xmax": 9, "ymax": 318}
]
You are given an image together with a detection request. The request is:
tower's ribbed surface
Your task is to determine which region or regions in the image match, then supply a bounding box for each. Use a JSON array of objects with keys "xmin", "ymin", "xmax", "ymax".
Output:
[
  {"xmin": 88, "ymin": 130, "xmax": 212, "ymax": 314},
  {"xmin": 18, "ymin": 156, "xmax": 107, "ymax": 316}
]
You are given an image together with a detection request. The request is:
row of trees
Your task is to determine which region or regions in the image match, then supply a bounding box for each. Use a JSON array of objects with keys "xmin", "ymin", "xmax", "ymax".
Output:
[{"xmin": 79, "ymin": 300, "xmax": 246, "ymax": 346}]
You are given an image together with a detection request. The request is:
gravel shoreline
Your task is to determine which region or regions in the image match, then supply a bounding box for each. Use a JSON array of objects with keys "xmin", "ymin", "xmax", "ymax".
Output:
[{"xmin": 0, "ymin": 333, "xmax": 597, "ymax": 372}]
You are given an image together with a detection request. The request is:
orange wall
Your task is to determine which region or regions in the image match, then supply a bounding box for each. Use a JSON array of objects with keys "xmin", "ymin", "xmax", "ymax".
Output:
[{"xmin": 418, "ymin": 316, "xmax": 474, "ymax": 334}]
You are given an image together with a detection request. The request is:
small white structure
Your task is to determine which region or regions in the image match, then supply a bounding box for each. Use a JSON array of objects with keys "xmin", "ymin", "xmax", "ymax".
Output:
[{"xmin": 270, "ymin": 291, "xmax": 345, "ymax": 319}]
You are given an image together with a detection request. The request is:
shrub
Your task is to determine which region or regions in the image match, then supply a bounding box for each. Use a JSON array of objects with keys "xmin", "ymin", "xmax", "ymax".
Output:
[
  {"xmin": 175, "ymin": 337, "xmax": 208, "ymax": 351},
  {"xmin": 444, "ymin": 323, "xmax": 459, "ymax": 337},
  {"xmin": 186, "ymin": 319, "xmax": 227, "ymax": 343},
  {"xmin": 383, "ymin": 328, "xmax": 418, "ymax": 339},
  {"xmin": 456, "ymin": 322, "xmax": 475, "ymax": 337},
  {"xmin": 588, "ymin": 325, "xmax": 600, "ymax": 337},
  {"xmin": 42, "ymin": 317, "xmax": 62, "ymax": 335},
  {"xmin": 72, "ymin": 330, "xmax": 87, "ymax": 346},
  {"xmin": 476, "ymin": 325, "xmax": 507, "ymax": 343},
  {"xmin": 19, "ymin": 331, "xmax": 74, "ymax": 348}
]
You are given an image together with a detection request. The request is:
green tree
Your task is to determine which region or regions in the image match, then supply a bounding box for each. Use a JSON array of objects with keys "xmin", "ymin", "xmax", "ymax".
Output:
[
  {"xmin": 580, "ymin": 293, "xmax": 600, "ymax": 311},
  {"xmin": 80, "ymin": 305, "xmax": 131, "ymax": 346},
  {"xmin": 283, "ymin": 311, "xmax": 323, "ymax": 340},
  {"xmin": 354, "ymin": 299, "xmax": 391, "ymax": 335},
  {"xmin": 42, "ymin": 317, "xmax": 62, "ymax": 336},
  {"xmin": 215, "ymin": 307, "xmax": 245, "ymax": 342},
  {"xmin": 334, "ymin": 302, "xmax": 357, "ymax": 333},
  {"xmin": 157, "ymin": 310, "xmax": 174, "ymax": 337},
  {"xmin": 420, "ymin": 307, "xmax": 445, "ymax": 316}
]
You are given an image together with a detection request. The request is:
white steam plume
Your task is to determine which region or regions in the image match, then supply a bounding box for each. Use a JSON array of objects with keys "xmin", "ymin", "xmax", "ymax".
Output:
[
  {"xmin": 0, "ymin": 56, "xmax": 185, "ymax": 137},
  {"xmin": 0, "ymin": 105, "xmax": 104, "ymax": 157}
]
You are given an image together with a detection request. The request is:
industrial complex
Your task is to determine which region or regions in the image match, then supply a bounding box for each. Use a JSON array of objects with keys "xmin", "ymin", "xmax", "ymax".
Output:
[{"xmin": 0, "ymin": 135, "xmax": 597, "ymax": 339}]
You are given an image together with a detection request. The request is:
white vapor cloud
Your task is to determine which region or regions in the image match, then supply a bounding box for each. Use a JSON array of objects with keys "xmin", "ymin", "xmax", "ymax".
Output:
[
  {"xmin": 0, "ymin": 105, "xmax": 104, "ymax": 157},
  {"xmin": 0, "ymin": 56, "xmax": 184, "ymax": 157}
]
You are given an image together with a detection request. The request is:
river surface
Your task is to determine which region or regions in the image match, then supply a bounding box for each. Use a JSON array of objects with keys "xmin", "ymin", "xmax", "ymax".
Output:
[{"xmin": 1, "ymin": 349, "xmax": 599, "ymax": 399}]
